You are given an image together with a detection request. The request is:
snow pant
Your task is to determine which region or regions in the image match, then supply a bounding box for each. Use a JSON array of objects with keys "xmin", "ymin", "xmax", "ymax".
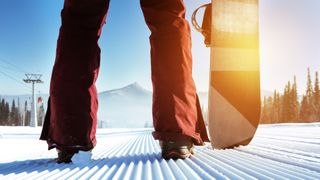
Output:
[{"xmin": 40, "ymin": 0, "xmax": 209, "ymax": 152}]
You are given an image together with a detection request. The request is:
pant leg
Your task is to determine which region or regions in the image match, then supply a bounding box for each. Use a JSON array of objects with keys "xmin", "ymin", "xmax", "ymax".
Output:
[
  {"xmin": 140, "ymin": 0, "xmax": 209, "ymax": 145},
  {"xmin": 40, "ymin": 0, "xmax": 110, "ymax": 152}
]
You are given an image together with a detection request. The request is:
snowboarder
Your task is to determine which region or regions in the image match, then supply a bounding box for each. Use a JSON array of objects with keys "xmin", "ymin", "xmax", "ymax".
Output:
[{"xmin": 40, "ymin": 0, "xmax": 209, "ymax": 163}]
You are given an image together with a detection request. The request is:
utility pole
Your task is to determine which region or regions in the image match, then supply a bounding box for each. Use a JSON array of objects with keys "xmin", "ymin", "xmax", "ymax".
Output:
[{"xmin": 23, "ymin": 74, "xmax": 43, "ymax": 127}]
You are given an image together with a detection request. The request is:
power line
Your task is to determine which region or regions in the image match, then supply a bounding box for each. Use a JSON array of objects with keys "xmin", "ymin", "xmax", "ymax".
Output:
[
  {"xmin": 0, "ymin": 70, "xmax": 31, "ymax": 91},
  {"xmin": 0, "ymin": 63, "xmax": 25, "ymax": 75},
  {"xmin": 0, "ymin": 57, "xmax": 27, "ymax": 74},
  {"xmin": 0, "ymin": 57, "xmax": 33, "ymax": 92}
]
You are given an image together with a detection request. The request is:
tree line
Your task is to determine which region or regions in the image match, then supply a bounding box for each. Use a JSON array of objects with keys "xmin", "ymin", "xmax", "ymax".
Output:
[
  {"xmin": 0, "ymin": 98, "xmax": 45, "ymax": 126},
  {"xmin": 261, "ymin": 68, "xmax": 320, "ymax": 123},
  {"xmin": 0, "ymin": 98, "xmax": 31, "ymax": 126}
]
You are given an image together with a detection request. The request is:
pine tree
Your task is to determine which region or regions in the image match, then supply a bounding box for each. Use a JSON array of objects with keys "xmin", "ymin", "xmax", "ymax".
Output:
[
  {"xmin": 37, "ymin": 103, "xmax": 45, "ymax": 126},
  {"xmin": 267, "ymin": 97, "xmax": 273, "ymax": 123},
  {"xmin": 271, "ymin": 90, "xmax": 278, "ymax": 123},
  {"xmin": 287, "ymin": 81, "xmax": 296, "ymax": 122},
  {"xmin": 0, "ymin": 99, "xmax": 5, "ymax": 125},
  {"xmin": 306, "ymin": 68, "xmax": 315, "ymax": 121},
  {"xmin": 314, "ymin": 71, "xmax": 320, "ymax": 121},
  {"xmin": 0, "ymin": 98, "xmax": 4, "ymax": 125},
  {"xmin": 300, "ymin": 95, "xmax": 309, "ymax": 121},
  {"xmin": 261, "ymin": 96, "xmax": 269, "ymax": 123},
  {"xmin": 4, "ymin": 102, "xmax": 10, "ymax": 125},
  {"xmin": 25, "ymin": 110, "xmax": 31, "ymax": 126},
  {"xmin": 291, "ymin": 76, "xmax": 299, "ymax": 122},
  {"xmin": 306, "ymin": 68, "xmax": 313, "ymax": 101},
  {"xmin": 272, "ymin": 90, "xmax": 281, "ymax": 123},
  {"xmin": 277, "ymin": 93, "xmax": 283, "ymax": 121},
  {"xmin": 24, "ymin": 100, "xmax": 30, "ymax": 126},
  {"xmin": 17, "ymin": 97, "xmax": 22, "ymax": 126},
  {"xmin": 282, "ymin": 82, "xmax": 290, "ymax": 122},
  {"xmin": 10, "ymin": 99, "xmax": 18, "ymax": 126}
]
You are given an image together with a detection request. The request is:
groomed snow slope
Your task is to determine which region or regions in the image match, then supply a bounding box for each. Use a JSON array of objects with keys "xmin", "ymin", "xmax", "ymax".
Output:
[{"xmin": 0, "ymin": 123, "xmax": 320, "ymax": 179}]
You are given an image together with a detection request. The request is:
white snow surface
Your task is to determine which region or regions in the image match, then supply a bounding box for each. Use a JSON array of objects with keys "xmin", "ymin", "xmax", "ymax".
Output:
[
  {"xmin": 0, "ymin": 123, "xmax": 320, "ymax": 179},
  {"xmin": 71, "ymin": 151, "xmax": 93, "ymax": 166}
]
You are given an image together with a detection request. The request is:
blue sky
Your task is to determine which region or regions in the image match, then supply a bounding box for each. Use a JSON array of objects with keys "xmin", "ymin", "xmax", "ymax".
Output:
[{"xmin": 0, "ymin": 0, "xmax": 319, "ymax": 95}]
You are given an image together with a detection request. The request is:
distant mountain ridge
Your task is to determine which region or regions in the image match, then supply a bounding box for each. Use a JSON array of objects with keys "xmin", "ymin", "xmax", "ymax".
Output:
[
  {"xmin": 101, "ymin": 82, "xmax": 151, "ymax": 96},
  {"xmin": 0, "ymin": 83, "xmax": 277, "ymax": 128},
  {"xmin": 97, "ymin": 82, "xmax": 152, "ymax": 128}
]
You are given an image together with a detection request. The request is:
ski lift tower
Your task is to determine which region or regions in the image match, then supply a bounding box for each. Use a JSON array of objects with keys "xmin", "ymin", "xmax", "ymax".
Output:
[{"xmin": 23, "ymin": 74, "xmax": 43, "ymax": 127}]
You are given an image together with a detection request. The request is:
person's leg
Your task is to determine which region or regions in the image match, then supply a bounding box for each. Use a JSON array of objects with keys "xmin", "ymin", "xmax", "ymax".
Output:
[
  {"xmin": 140, "ymin": 0, "xmax": 209, "ymax": 148},
  {"xmin": 40, "ymin": 0, "xmax": 110, "ymax": 156}
]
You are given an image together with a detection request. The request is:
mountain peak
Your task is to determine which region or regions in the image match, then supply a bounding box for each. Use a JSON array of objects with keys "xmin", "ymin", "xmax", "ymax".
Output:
[
  {"xmin": 100, "ymin": 82, "xmax": 151, "ymax": 96},
  {"xmin": 121, "ymin": 82, "xmax": 151, "ymax": 95},
  {"xmin": 125, "ymin": 82, "xmax": 142, "ymax": 89}
]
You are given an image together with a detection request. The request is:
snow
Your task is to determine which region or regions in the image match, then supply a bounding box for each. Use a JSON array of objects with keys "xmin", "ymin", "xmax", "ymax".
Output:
[
  {"xmin": 0, "ymin": 123, "xmax": 320, "ymax": 179},
  {"xmin": 71, "ymin": 151, "xmax": 93, "ymax": 165}
]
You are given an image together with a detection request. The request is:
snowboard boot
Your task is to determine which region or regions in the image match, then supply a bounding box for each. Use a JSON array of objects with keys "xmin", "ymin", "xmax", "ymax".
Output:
[
  {"xmin": 56, "ymin": 149, "xmax": 78, "ymax": 164},
  {"xmin": 160, "ymin": 139, "xmax": 195, "ymax": 160}
]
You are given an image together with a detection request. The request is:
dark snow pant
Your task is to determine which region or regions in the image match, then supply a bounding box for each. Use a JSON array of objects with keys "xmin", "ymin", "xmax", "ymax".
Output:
[{"xmin": 40, "ymin": 0, "xmax": 209, "ymax": 152}]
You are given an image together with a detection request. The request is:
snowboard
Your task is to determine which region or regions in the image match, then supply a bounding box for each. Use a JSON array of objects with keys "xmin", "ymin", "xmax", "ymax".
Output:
[{"xmin": 208, "ymin": 0, "xmax": 261, "ymax": 149}]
